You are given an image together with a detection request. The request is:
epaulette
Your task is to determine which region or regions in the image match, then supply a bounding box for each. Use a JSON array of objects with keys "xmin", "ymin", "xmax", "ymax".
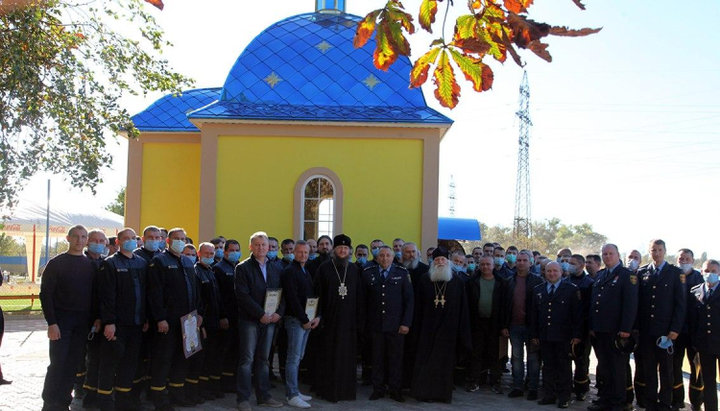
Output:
[{"xmin": 363, "ymin": 265, "xmax": 375, "ymax": 271}]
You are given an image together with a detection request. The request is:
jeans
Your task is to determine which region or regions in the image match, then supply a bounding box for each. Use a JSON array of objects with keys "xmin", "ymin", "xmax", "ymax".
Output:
[
  {"xmin": 509, "ymin": 324, "xmax": 539, "ymax": 390},
  {"xmin": 237, "ymin": 319, "xmax": 276, "ymax": 402},
  {"xmin": 284, "ymin": 317, "xmax": 310, "ymax": 399}
]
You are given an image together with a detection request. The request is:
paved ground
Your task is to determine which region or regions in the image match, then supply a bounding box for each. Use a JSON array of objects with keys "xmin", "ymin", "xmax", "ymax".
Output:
[{"xmin": 0, "ymin": 314, "xmax": 716, "ymax": 410}]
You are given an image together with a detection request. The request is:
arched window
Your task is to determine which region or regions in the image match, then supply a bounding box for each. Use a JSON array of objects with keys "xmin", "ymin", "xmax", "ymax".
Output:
[{"xmin": 294, "ymin": 168, "xmax": 343, "ymax": 241}]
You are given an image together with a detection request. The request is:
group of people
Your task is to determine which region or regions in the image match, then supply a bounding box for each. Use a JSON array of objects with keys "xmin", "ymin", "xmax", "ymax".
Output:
[{"xmin": 36, "ymin": 224, "xmax": 719, "ymax": 411}]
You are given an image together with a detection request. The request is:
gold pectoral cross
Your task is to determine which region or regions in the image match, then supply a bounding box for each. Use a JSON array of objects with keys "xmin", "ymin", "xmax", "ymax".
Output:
[{"xmin": 440, "ymin": 295, "xmax": 446, "ymax": 307}]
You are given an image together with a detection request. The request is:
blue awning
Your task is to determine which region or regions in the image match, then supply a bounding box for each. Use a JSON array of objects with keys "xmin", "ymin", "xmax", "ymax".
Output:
[{"xmin": 438, "ymin": 217, "xmax": 482, "ymax": 241}]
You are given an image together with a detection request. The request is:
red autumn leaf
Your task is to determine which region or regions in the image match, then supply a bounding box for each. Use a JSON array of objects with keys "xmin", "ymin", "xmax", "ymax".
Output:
[
  {"xmin": 144, "ymin": 0, "xmax": 164, "ymax": 10},
  {"xmin": 527, "ymin": 40, "xmax": 550, "ymax": 62},
  {"xmin": 549, "ymin": 26, "xmax": 602, "ymax": 37},
  {"xmin": 571, "ymin": 0, "xmax": 586, "ymax": 10},
  {"xmin": 419, "ymin": 0, "xmax": 438, "ymax": 32},
  {"xmin": 506, "ymin": 12, "xmax": 551, "ymax": 48},
  {"xmin": 503, "ymin": 0, "xmax": 534, "ymax": 14},
  {"xmin": 354, "ymin": 9, "xmax": 382, "ymax": 48},
  {"xmin": 433, "ymin": 50, "xmax": 461, "ymax": 109},
  {"xmin": 373, "ymin": 21, "xmax": 398, "ymax": 70}
]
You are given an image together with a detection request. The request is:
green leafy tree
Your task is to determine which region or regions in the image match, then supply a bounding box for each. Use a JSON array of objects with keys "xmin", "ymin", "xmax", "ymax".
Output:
[
  {"xmin": 0, "ymin": 232, "xmax": 26, "ymax": 256},
  {"xmin": 0, "ymin": 0, "xmax": 191, "ymax": 209},
  {"xmin": 105, "ymin": 186, "xmax": 125, "ymax": 216}
]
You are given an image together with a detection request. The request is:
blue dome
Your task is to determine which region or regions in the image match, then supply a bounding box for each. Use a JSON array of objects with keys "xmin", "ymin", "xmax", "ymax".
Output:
[{"xmin": 132, "ymin": 88, "xmax": 220, "ymax": 132}]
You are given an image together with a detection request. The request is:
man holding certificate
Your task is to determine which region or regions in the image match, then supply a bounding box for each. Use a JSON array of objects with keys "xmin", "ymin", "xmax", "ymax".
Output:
[
  {"xmin": 281, "ymin": 240, "xmax": 319, "ymax": 408},
  {"xmin": 235, "ymin": 231, "xmax": 284, "ymax": 411}
]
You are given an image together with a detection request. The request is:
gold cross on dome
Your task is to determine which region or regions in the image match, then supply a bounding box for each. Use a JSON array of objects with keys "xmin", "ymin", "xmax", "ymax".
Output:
[
  {"xmin": 363, "ymin": 74, "xmax": 380, "ymax": 90},
  {"xmin": 316, "ymin": 41, "xmax": 333, "ymax": 54},
  {"xmin": 264, "ymin": 72, "xmax": 283, "ymax": 88}
]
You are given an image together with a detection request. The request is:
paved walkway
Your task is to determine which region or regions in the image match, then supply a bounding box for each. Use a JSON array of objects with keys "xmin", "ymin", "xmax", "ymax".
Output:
[{"xmin": 0, "ymin": 314, "xmax": 715, "ymax": 410}]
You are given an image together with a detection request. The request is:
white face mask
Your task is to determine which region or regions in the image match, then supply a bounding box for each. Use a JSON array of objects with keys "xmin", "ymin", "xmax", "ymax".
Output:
[
  {"xmin": 679, "ymin": 263, "xmax": 693, "ymax": 274},
  {"xmin": 627, "ymin": 259, "xmax": 639, "ymax": 271}
]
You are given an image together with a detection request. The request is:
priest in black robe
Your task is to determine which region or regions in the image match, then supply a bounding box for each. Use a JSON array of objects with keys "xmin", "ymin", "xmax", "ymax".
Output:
[
  {"xmin": 312, "ymin": 234, "xmax": 359, "ymax": 402},
  {"xmin": 411, "ymin": 247, "xmax": 471, "ymax": 403},
  {"xmin": 400, "ymin": 242, "xmax": 429, "ymax": 389}
]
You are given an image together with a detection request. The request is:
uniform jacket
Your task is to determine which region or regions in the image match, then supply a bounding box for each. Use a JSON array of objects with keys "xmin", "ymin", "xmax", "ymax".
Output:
[
  {"xmin": 133, "ymin": 247, "xmax": 158, "ymax": 264},
  {"xmin": 636, "ymin": 262, "xmax": 686, "ymax": 336},
  {"xmin": 530, "ymin": 281, "xmax": 582, "ymax": 342},
  {"xmin": 213, "ymin": 258, "xmax": 238, "ymax": 323},
  {"xmin": 359, "ymin": 264, "xmax": 414, "ymax": 333},
  {"xmin": 234, "ymin": 254, "xmax": 284, "ymax": 322},
  {"xmin": 98, "ymin": 251, "xmax": 147, "ymax": 327},
  {"xmin": 689, "ymin": 283, "xmax": 720, "ymax": 355},
  {"xmin": 281, "ymin": 260, "xmax": 315, "ymax": 324},
  {"xmin": 503, "ymin": 272, "xmax": 544, "ymax": 329},
  {"xmin": 567, "ymin": 273, "xmax": 595, "ymax": 337},
  {"xmin": 681, "ymin": 270, "xmax": 704, "ymax": 334},
  {"xmin": 589, "ymin": 265, "xmax": 638, "ymax": 334},
  {"xmin": 466, "ymin": 272, "xmax": 507, "ymax": 333},
  {"xmin": 147, "ymin": 250, "xmax": 202, "ymax": 324},
  {"xmin": 195, "ymin": 262, "xmax": 226, "ymax": 331}
]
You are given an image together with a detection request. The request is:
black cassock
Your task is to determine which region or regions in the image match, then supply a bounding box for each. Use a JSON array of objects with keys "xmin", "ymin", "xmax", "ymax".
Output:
[
  {"xmin": 411, "ymin": 273, "xmax": 471, "ymax": 403},
  {"xmin": 313, "ymin": 258, "xmax": 359, "ymax": 402}
]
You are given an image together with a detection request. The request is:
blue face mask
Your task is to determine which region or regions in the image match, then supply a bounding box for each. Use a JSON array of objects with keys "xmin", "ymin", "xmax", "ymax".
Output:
[
  {"xmin": 494, "ymin": 257, "xmax": 505, "ymax": 267},
  {"xmin": 357, "ymin": 256, "xmax": 367, "ymax": 265},
  {"xmin": 158, "ymin": 240, "xmax": 166, "ymax": 250},
  {"xmin": 467, "ymin": 263, "xmax": 476, "ymax": 272},
  {"xmin": 371, "ymin": 248, "xmax": 379, "ymax": 257},
  {"xmin": 170, "ymin": 239, "xmax": 185, "ymax": 254},
  {"xmin": 144, "ymin": 239, "xmax": 160, "ymax": 252},
  {"xmin": 285, "ymin": 253, "xmax": 295, "ymax": 261},
  {"xmin": 88, "ymin": 243, "xmax": 106, "ymax": 255},
  {"xmin": 309, "ymin": 253, "xmax": 318, "ymax": 260},
  {"xmin": 561, "ymin": 261, "xmax": 570, "ymax": 272},
  {"xmin": 704, "ymin": 272, "xmax": 719, "ymax": 284},
  {"xmin": 215, "ymin": 248, "xmax": 224, "ymax": 259},
  {"xmin": 122, "ymin": 239, "xmax": 138, "ymax": 252},
  {"xmin": 395, "ymin": 251, "xmax": 402, "ymax": 259},
  {"xmin": 267, "ymin": 250, "xmax": 278, "ymax": 259},
  {"xmin": 656, "ymin": 336, "xmax": 674, "ymax": 354},
  {"xmin": 506, "ymin": 254, "xmax": 517, "ymax": 264},
  {"xmin": 227, "ymin": 251, "xmax": 242, "ymax": 263},
  {"xmin": 186, "ymin": 255, "xmax": 197, "ymax": 264},
  {"xmin": 201, "ymin": 257, "xmax": 215, "ymax": 266},
  {"xmin": 453, "ymin": 263, "xmax": 466, "ymax": 273}
]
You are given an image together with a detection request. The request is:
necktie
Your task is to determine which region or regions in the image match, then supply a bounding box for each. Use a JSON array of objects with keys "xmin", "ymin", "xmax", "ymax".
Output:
[
  {"xmin": 707, "ymin": 288, "xmax": 714, "ymax": 303},
  {"xmin": 382, "ymin": 270, "xmax": 388, "ymax": 281},
  {"xmin": 549, "ymin": 284, "xmax": 556, "ymax": 296}
]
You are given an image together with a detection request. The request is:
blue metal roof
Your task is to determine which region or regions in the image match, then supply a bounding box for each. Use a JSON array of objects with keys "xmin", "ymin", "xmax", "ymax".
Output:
[
  {"xmin": 133, "ymin": 12, "xmax": 451, "ymax": 130},
  {"xmin": 438, "ymin": 217, "xmax": 483, "ymax": 241},
  {"xmin": 131, "ymin": 88, "xmax": 220, "ymax": 132}
]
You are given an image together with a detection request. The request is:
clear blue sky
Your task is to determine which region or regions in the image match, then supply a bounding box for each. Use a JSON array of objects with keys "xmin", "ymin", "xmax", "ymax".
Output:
[{"xmin": 18, "ymin": 0, "xmax": 720, "ymax": 258}]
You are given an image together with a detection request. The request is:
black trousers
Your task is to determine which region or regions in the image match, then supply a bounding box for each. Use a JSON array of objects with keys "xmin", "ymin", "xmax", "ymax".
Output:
[
  {"xmin": 82, "ymin": 331, "xmax": 102, "ymax": 394},
  {"xmin": 699, "ymin": 351, "xmax": 719, "ymax": 411},
  {"xmin": 371, "ymin": 330, "xmax": 404, "ymax": 393},
  {"xmin": 218, "ymin": 325, "xmax": 239, "ymax": 389},
  {"xmin": 594, "ymin": 332, "xmax": 630, "ymax": 410},
  {"xmin": 639, "ymin": 335, "xmax": 674, "ymax": 410},
  {"xmin": 150, "ymin": 323, "xmax": 189, "ymax": 405},
  {"xmin": 672, "ymin": 333, "xmax": 704, "ymax": 409},
  {"xmin": 572, "ymin": 339, "xmax": 591, "ymax": 395},
  {"xmin": 97, "ymin": 326, "xmax": 143, "ymax": 404},
  {"xmin": 541, "ymin": 340, "xmax": 572, "ymax": 401},
  {"xmin": 42, "ymin": 311, "xmax": 90, "ymax": 408},
  {"xmin": 201, "ymin": 328, "xmax": 223, "ymax": 383},
  {"xmin": 469, "ymin": 319, "xmax": 500, "ymax": 385}
]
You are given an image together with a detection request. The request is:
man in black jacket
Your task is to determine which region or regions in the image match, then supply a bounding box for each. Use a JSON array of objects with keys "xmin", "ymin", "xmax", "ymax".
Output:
[
  {"xmin": 635, "ymin": 239, "xmax": 686, "ymax": 411},
  {"xmin": 359, "ymin": 246, "xmax": 413, "ymax": 402},
  {"xmin": 234, "ymin": 231, "xmax": 283, "ymax": 411},
  {"xmin": 567, "ymin": 254, "xmax": 594, "ymax": 401},
  {"xmin": 502, "ymin": 250, "xmax": 544, "ymax": 400},
  {"xmin": 96, "ymin": 228, "xmax": 148, "ymax": 411},
  {"xmin": 466, "ymin": 255, "xmax": 507, "ymax": 394},
  {"xmin": 147, "ymin": 227, "xmax": 202, "ymax": 410},
  {"xmin": 213, "ymin": 239, "xmax": 242, "ymax": 393}
]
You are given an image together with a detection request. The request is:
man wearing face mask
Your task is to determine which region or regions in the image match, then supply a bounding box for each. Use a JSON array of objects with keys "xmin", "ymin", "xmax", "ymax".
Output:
[
  {"xmin": 210, "ymin": 237, "xmax": 226, "ymax": 265},
  {"xmin": 672, "ymin": 249, "xmax": 704, "ymax": 411},
  {"xmin": 267, "ymin": 237, "xmax": 282, "ymax": 270},
  {"xmin": 354, "ymin": 244, "xmax": 370, "ymax": 270},
  {"xmin": 147, "ymin": 227, "xmax": 203, "ymax": 409},
  {"xmin": 567, "ymin": 254, "xmax": 595, "ymax": 401},
  {"xmin": 557, "ymin": 248, "xmax": 572, "ymax": 277},
  {"xmin": 213, "ymin": 239, "xmax": 242, "ymax": 393},
  {"xmin": 627, "ymin": 249, "xmax": 642, "ymax": 273},
  {"xmin": 135, "ymin": 226, "xmax": 163, "ymax": 263},
  {"xmin": 688, "ymin": 259, "xmax": 720, "ymax": 411},
  {"xmin": 280, "ymin": 239, "xmax": 295, "ymax": 268},
  {"xmin": 493, "ymin": 246, "xmax": 513, "ymax": 279},
  {"xmin": 634, "ymin": 239, "xmax": 685, "ymax": 411},
  {"xmin": 182, "ymin": 244, "xmax": 197, "ymax": 264},
  {"xmin": 451, "ymin": 251, "xmax": 471, "ymax": 283},
  {"xmin": 369, "ymin": 239, "xmax": 384, "ymax": 266},
  {"xmin": 392, "ymin": 238, "xmax": 405, "ymax": 265}
]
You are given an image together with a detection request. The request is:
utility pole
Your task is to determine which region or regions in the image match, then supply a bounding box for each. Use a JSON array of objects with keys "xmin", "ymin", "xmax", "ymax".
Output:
[
  {"xmin": 448, "ymin": 174, "xmax": 456, "ymax": 217},
  {"xmin": 513, "ymin": 71, "xmax": 532, "ymax": 247}
]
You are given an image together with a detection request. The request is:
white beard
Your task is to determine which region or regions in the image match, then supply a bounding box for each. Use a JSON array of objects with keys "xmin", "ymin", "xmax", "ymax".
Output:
[
  {"xmin": 403, "ymin": 258, "xmax": 419, "ymax": 270},
  {"xmin": 429, "ymin": 262, "xmax": 452, "ymax": 282}
]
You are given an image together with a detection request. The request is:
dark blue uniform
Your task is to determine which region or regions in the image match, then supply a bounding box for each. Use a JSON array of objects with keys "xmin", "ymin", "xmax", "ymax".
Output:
[
  {"xmin": 193, "ymin": 262, "xmax": 226, "ymax": 401},
  {"xmin": 212, "ymin": 257, "xmax": 239, "ymax": 392},
  {"xmin": 672, "ymin": 269, "xmax": 704, "ymax": 409},
  {"xmin": 589, "ymin": 264, "xmax": 638, "ymax": 411},
  {"xmin": 530, "ymin": 281, "xmax": 582, "ymax": 405},
  {"xmin": 689, "ymin": 283, "xmax": 720, "ymax": 411},
  {"xmin": 567, "ymin": 273, "xmax": 594, "ymax": 398},
  {"xmin": 636, "ymin": 262, "xmax": 686, "ymax": 411},
  {"xmin": 359, "ymin": 264, "xmax": 413, "ymax": 396}
]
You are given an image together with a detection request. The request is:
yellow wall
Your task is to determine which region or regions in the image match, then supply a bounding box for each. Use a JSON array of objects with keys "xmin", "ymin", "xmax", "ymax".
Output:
[
  {"xmin": 140, "ymin": 143, "xmax": 201, "ymax": 240},
  {"xmin": 216, "ymin": 135, "xmax": 423, "ymax": 247}
]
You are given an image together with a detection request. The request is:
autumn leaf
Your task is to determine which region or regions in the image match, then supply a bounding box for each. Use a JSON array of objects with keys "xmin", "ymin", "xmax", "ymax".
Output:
[
  {"xmin": 386, "ymin": 2, "xmax": 416, "ymax": 34},
  {"xmin": 449, "ymin": 48, "xmax": 493, "ymax": 92},
  {"xmin": 503, "ymin": 0, "xmax": 533, "ymax": 14},
  {"xmin": 549, "ymin": 26, "xmax": 602, "ymax": 37},
  {"xmin": 354, "ymin": 10, "xmax": 381, "ymax": 48},
  {"xmin": 144, "ymin": 0, "xmax": 164, "ymax": 10},
  {"xmin": 419, "ymin": 0, "xmax": 438, "ymax": 32},
  {"xmin": 571, "ymin": 0, "xmax": 586, "ymax": 10},
  {"xmin": 527, "ymin": 40, "xmax": 550, "ymax": 62},
  {"xmin": 373, "ymin": 23, "xmax": 398, "ymax": 70},
  {"xmin": 433, "ymin": 50, "xmax": 460, "ymax": 109},
  {"xmin": 506, "ymin": 13, "xmax": 551, "ymax": 48},
  {"xmin": 410, "ymin": 45, "xmax": 442, "ymax": 88}
]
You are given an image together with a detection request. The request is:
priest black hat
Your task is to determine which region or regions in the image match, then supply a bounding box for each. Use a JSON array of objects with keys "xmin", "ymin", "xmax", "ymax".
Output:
[
  {"xmin": 333, "ymin": 234, "xmax": 351, "ymax": 248},
  {"xmin": 432, "ymin": 246, "xmax": 449, "ymax": 259}
]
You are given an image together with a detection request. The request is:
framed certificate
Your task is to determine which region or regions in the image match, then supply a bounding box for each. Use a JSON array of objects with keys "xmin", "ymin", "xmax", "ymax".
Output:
[
  {"xmin": 264, "ymin": 288, "xmax": 282, "ymax": 315},
  {"xmin": 305, "ymin": 297, "xmax": 319, "ymax": 321},
  {"xmin": 181, "ymin": 310, "xmax": 202, "ymax": 358}
]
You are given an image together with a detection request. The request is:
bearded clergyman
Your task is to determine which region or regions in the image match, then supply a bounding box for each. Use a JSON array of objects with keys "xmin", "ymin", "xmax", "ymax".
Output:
[
  {"xmin": 410, "ymin": 247, "xmax": 471, "ymax": 403},
  {"xmin": 313, "ymin": 234, "xmax": 359, "ymax": 402}
]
